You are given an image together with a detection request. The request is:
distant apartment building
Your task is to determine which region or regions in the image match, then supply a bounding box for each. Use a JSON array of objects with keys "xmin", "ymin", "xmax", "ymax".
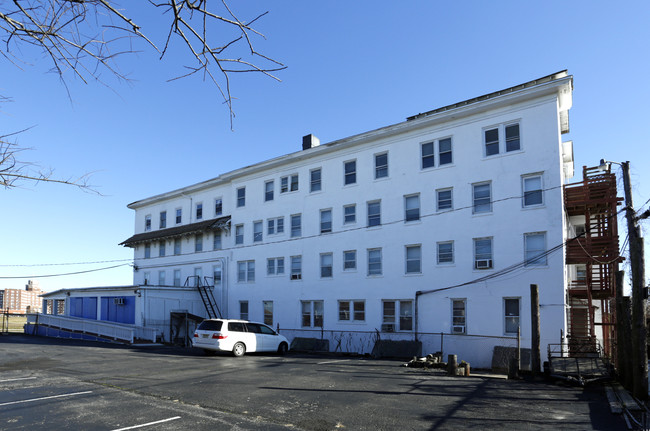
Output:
[{"xmin": 1, "ymin": 280, "xmax": 43, "ymax": 314}]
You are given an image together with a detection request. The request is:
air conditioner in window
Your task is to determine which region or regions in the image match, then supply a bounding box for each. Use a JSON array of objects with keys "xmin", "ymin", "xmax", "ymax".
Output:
[
  {"xmin": 381, "ymin": 323, "xmax": 395, "ymax": 332},
  {"xmin": 452, "ymin": 325, "xmax": 465, "ymax": 334},
  {"xmin": 113, "ymin": 297, "xmax": 125, "ymax": 305},
  {"xmin": 475, "ymin": 259, "xmax": 493, "ymax": 270},
  {"xmin": 291, "ymin": 274, "xmax": 302, "ymax": 280}
]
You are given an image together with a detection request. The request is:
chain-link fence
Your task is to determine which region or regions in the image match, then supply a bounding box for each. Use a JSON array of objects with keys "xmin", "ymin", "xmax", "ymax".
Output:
[{"xmin": 1, "ymin": 312, "xmax": 27, "ymax": 334}]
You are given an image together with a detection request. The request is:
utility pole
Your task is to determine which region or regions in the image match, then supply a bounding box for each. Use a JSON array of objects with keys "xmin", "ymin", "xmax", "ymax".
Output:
[
  {"xmin": 530, "ymin": 284, "xmax": 541, "ymax": 376},
  {"xmin": 620, "ymin": 160, "xmax": 648, "ymax": 401}
]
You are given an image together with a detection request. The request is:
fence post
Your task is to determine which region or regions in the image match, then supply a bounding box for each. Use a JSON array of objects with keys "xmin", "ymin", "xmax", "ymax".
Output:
[{"xmin": 440, "ymin": 332, "xmax": 444, "ymax": 357}]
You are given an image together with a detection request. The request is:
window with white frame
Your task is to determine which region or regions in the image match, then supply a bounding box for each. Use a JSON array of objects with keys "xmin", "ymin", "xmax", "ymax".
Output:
[
  {"xmin": 485, "ymin": 127, "xmax": 500, "ymax": 156},
  {"xmin": 176, "ymin": 208, "xmax": 182, "ymax": 224},
  {"xmin": 290, "ymin": 256, "xmax": 302, "ymax": 280},
  {"xmin": 437, "ymin": 241, "xmax": 454, "ymax": 264},
  {"xmin": 344, "ymin": 160, "xmax": 356, "ymax": 185},
  {"xmin": 144, "ymin": 243, "xmax": 151, "ymax": 259},
  {"xmin": 452, "ymin": 299, "xmax": 466, "ymax": 334},
  {"xmin": 404, "ymin": 194, "xmax": 420, "ymax": 222},
  {"xmin": 439, "ymin": 138, "xmax": 453, "ymax": 165},
  {"xmin": 145, "ymin": 214, "xmax": 152, "ymax": 231},
  {"xmin": 344, "ymin": 204, "xmax": 356, "ymax": 224},
  {"xmin": 174, "ymin": 269, "xmax": 181, "ymax": 286},
  {"xmin": 144, "ymin": 272, "xmax": 150, "ymax": 285},
  {"xmin": 473, "ymin": 182, "xmax": 492, "ymax": 214},
  {"xmin": 194, "ymin": 267, "xmax": 202, "ymax": 280},
  {"xmin": 504, "ymin": 297, "xmax": 520, "ymax": 334},
  {"xmin": 196, "ymin": 203, "xmax": 203, "ymax": 220},
  {"xmin": 236, "ymin": 187, "xmax": 246, "ymax": 207},
  {"xmin": 320, "ymin": 253, "xmax": 333, "ymax": 278},
  {"xmin": 213, "ymin": 232, "xmax": 222, "ymax": 250},
  {"xmin": 281, "ymin": 174, "xmax": 299, "ymax": 193},
  {"xmin": 320, "ymin": 209, "xmax": 332, "ymax": 233},
  {"xmin": 367, "ymin": 201, "xmax": 381, "ymax": 227},
  {"xmin": 382, "ymin": 300, "xmax": 413, "ymax": 332},
  {"xmin": 437, "ymin": 188, "xmax": 453, "ymax": 211},
  {"xmin": 302, "ymin": 300, "xmax": 324, "ymax": 327},
  {"xmin": 215, "ymin": 198, "xmax": 223, "ymax": 216},
  {"xmin": 474, "ymin": 237, "xmax": 493, "ymax": 269},
  {"xmin": 405, "ymin": 245, "xmax": 421, "ymax": 274},
  {"xmin": 505, "ymin": 124, "xmax": 521, "ymax": 152},
  {"xmin": 195, "ymin": 234, "xmax": 203, "ymax": 252},
  {"xmin": 174, "ymin": 239, "xmax": 181, "ymax": 255},
  {"xmin": 291, "ymin": 214, "xmax": 301, "ymax": 238},
  {"xmin": 343, "ymin": 250, "xmax": 356, "ymax": 270},
  {"xmin": 338, "ymin": 300, "xmax": 365, "ymax": 322},
  {"xmin": 524, "ymin": 232, "xmax": 547, "ymax": 266},
  {"xmin": 235, "ymin": 224, "xmax": 244, "ymax": 245},
  {"xmin": 159, "ymin": 211, "xmax": 167, "ymax": 229},
  {"xmin": 159, "ymin": 240, "xmax": 166, "ymax": 257},
  {"xmin": 237, "ymin": 260, "xmax": 255, "ymax": 283},
  {"xmin": 213, "ymin": 263, "xmax": 222, "ymax": 287},
  {"xmin": 522, "ymin": 174, "xmax": 543, "ymax": 207},
  {"xmin": 158, "ymin": 270, "xmax": 166, "ymax": 286},
  {"xmin": 253, "ymin": 221, "xmax": 263, "ymax": 243},
  {"xmin": 368, "ymin": 248, "xmax": 382, "ymax": 276},
  {"xmin": 310, "ymin": 168, "xmax": 322, "ymax": 192},
  {"xmin": 263, "ymin": 301, "xmax": 273, "ymax": 326},
  {"xmin": 421, "ymin": 142, "xmax": 435, "ymax": 169},
  {"xmin": 240, "ymin": 301, "xmax": 249, "ymax": 320},
  {"xmin": 485, "ymin": 123, "xmax": 521, "ymax": 156},
  {"xmin": 265, "ymin": 180, "xmax": 274, "ymax": 202},
  {"xmin": 267, "ymin": 257, "xmax": 285, "ymax": 275},
  {"xmin": 375, "ymin": 152, "xmax": 388, "ymax": 179},
  {"xmin": 267, "ymin": 217, "xmax": 284, "ymax": 235}
]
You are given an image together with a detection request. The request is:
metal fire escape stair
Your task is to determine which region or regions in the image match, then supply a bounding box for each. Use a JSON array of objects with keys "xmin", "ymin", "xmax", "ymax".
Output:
[{"xmin": 184, "ymin": 276, "xmax": 221, "ymax": 319}]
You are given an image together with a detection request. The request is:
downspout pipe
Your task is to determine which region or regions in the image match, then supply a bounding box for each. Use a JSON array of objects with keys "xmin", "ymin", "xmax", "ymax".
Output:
[{"xmin": 415, "ymin": 290, "xmax": 422, "ymax": 342}]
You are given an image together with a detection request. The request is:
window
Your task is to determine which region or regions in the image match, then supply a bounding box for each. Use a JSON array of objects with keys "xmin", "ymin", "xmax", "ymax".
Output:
[
  {"xmin": 215, "ymin": 198, "xmax": 223, "ymax": 216},
  {"xmin": 174, "ymin": 239, "xmax": 181, "ymax": 255},
  {"xmin": 195, "ymin": 234, "xmax": 203, "ymax": 252},
  {"xmin": 213, "ymin": 232, "xmax": 222, "ymax": 250},
  {"xmin": 144, "ymin": 243, "xmax": 151, "ymax": 259},
  {"xmin": 382, "ymin": 300, "xmax": 413, "ymax": 332},
  {"xmin": 213, "ymin": 264, "xmax": 222, "ymax": 287},
  {"xmin": 265, "ymin": 180, "xmax": 274, "ymax": 201},
  {"xmin": 405, "ymin": 245, "xmax": 421, "ymax": 274},
  {"xmin": 485, "ymin": 128, "xmax": 499, "ymax": 156},
  {"xmin": 404, "ymin": 194, "xmax": 420, "ymax": 222},
  {"xmin": 158, "ymin": 270, "xmax": 166, "ymax": 286},
  {"xmin": 267, "ymin": 217, "xmax": 284, "ymax": 235},
  {"xmin": 504, "ymin": 298, "xmax": 520, "ymax": 334},
  {"xmin": 473, "ymin": 182, "xmax": 492, "ymax": 214},
  {"xmin": 375, "ymin": 153, "xmax": 388, "ymax": 179},
  {"xmin": 253, "ymin": 221, "xmax": 263, "ymax": 243},
  {"xmin": 421, "ymin": 142, "xmax": 435, "ymax": 169},
  {"xmin": 344, "ymin": 160, "xmax": 356, "ymax": 185},
  {"xmin": 439, "ymin": 138, "xmax": 452, "ymax": 165},
  {"xmin": 436, "ymin": 188, "xmax": 453, "ymax": 211},
  {"xmin": 368, "ymin": 248, "xmax": 382, "ymax": 276},
  {"xmin": 173, "ymin": 269, "xmax": 181, "ymax": 287},
  {"xmin": 302, "ymin": 301, "xmax": 324, "ymax": 327},
  {"xmin": 281, "ymin": 174, "xmax": 298, "ymax": 193},
  {"xmin": 263, "ymin": 301, "xmax": 273, "ymax": 326},
  {"xmin": 524, "ymin": 232, "xmax": 547, "ymax": 266},
  {"xmin": 240, "ymin": 301, "xmax": 249, "ymax": 320},
  {"xmin": 237, "ymin": 187, "xmax": 245, "ymax": 207},
  {"xmin": 291, "ymin": 214, "xmax": 301, "ymax": 238},
  {"xmin": 144, "ymin": 272, "xmax": 150, "ymax": 285},
  {"xmin": 320, "ymin": 209, "xmax": 332, "ymax": 234},
  {"xmin": 159, "ymin": 240, "xmax": 166, "ymax": 257},
  {"xmin": 343, "ymin": 250, "xmax": 356, "ymax": 270},
  {"xmin": 320, "ymin": 253, "xmax": 333, "ymax": 278},
  {"xmin": 145, "ymin": 215, "xmax": 151, "ymax": 231},
  {"xmin": 310, "ymin": 168, "xmax": 322, "ymax": 192},
  {"xmin": 196, "ymin": 203, "xmax": 203, "ymax": 220},
  {"xmin": 505, "ymin": 124, "xmax": 520, "ymax": 152},
  {"xmin": 474, "ymin": 237, "xmax": 493, "ymax": 269},
  {"xmin": 344, "ymin": 204, "xmax": 356, "ymax": 224},
  {"xmin": 235, "ymin": 224, "xmax": 244, "ymax": 245},
  {"xmin": 367, "ymin": 201, "xmax": 381, "ymax": 227},
  {"xmin": 176, "ymin": 208, "xmax": 182, "ymax": 224},
  {"xmin": 437, "ymin": 241, "xmax": 454, "ymax": 264},
  {"xmin": 267, "ymin": 257, "xmax": 285, "ymax": 275},
  {"xmin": 159, "ymin": 211, "xmax": 167, "ymax": 229},
  {"xmin": 452, "ymin": 299, "xmax": 466, "ymax": 334},
  {"xmin": 338, "ymin": 300, "xmax": 365, "ymax": 322},
  {"xmin": 237, "ymin": 260, "xmax": 255, "ymax": 283},
  {"xmin": 291, "ymin": 256, "xmax": 302, "ymax": 280},
  {"xmin": 523, "ymin": 174, "xmax": 543, "ymax": 207},
  {"xmin": 194, "ymin": 267, "xmax": 202, "ymax": 281}
]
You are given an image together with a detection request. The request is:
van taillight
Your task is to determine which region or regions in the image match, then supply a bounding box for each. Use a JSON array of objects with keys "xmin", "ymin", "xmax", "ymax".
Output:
[
  {"xmin": 193, "ymin": 332, "xmax": 198, "ymax": 337},
  {"xmin": 212, "ymin": 333, "xmax": 227, "ymax": 339}
]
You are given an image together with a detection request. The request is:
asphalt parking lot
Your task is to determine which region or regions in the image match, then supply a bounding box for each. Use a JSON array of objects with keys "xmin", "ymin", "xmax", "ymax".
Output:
[{"xmin": 0, "ymin": 334, "xmax": 627, "ymax": 430}]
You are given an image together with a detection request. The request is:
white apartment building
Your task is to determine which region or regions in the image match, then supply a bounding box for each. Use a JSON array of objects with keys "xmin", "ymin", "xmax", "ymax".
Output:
[{"xmin": 114, "ymin": 71, "xmax": 577, "ymax": 367}]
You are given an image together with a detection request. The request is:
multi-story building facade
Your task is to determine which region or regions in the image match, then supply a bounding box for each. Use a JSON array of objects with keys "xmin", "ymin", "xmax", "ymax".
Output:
[
  {"xmin": 112, "ymin": 71, "xmax": 578, "ymax": 367},
  {"xmin": 2, "ymin": 280, "xmax": 43, "ymax": 314}
]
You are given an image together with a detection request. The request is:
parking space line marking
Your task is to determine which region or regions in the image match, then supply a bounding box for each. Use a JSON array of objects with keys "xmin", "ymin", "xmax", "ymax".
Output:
[
  {"xmin": 0, "ymin": 390, "xmax": 92, "ymax": 407},
  {"xmin": 111, "ymin": 416, "xmax": 181, "ymax": 430},
  {"xmin": 317, "ymin": 359, "xmax": 351, "ymax": 365},
  {"xmin": 0, "ymin": 377, "xmax": 37, "ymax": 383}
]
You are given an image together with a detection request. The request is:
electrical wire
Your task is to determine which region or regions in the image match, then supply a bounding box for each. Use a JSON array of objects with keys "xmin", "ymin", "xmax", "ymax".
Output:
[
  {"xmin": 0, "ymin": 258, "xmax": 133, "ymax": 268},
  {"xmin": 0, "ymin": 263, "xmax": 132, "ymax": 280}
]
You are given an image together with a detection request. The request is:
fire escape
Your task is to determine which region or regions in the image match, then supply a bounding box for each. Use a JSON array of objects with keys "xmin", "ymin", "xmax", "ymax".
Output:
[{"xmin": 564, "ymin": 165, "xmax": 623, "ymax": 357}]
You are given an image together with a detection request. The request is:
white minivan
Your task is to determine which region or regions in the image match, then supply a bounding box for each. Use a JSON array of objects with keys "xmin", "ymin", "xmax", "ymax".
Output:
[{"xmin": 193, "ymin": 319, "xmax": 290, "ymax": 357}]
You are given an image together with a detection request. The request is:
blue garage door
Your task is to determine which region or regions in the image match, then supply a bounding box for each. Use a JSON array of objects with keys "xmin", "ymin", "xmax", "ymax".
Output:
[
  {"xmin": 69, "ymin": 297, "xmax": 98, "ymax": 319},
  {"xmin": 100, "ymin": 296, "xmax": 136, "ymax": 324}
]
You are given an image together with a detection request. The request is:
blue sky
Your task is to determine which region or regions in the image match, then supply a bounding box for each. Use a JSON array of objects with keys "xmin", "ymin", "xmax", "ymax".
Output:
[{"xmin": 1, "ymin": 1, "xmax": 649, "ymax": 292}]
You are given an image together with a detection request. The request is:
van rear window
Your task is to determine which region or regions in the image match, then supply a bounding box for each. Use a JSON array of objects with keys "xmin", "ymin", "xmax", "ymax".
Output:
[{"xmin": 198, "ymin": 320, "xmax": 223, "ymax": 331}]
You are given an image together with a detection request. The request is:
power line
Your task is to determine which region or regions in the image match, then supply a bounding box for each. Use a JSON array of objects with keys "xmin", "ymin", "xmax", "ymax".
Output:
[
  {"xmin": 0, "ymin": 263, "xmax": 132, "ymax": 280},
  {"xmin": 0, "ymin": 258, "xmax": 133, "ymax": 268}
]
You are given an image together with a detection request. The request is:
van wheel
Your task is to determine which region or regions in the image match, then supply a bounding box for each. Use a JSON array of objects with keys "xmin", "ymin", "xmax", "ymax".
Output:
[
  {"xmin": 277, "ymin": 342, "xmax": 288, "ymax": 355},
  {"xmin": 232, "ymin": 342, "xmax": 246, "ymax": 357}
]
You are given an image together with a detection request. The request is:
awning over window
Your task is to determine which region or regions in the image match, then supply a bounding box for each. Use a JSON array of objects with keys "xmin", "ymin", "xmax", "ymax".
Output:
[{"xmin": 120, "ymin": 216, "xmax": 230, "ymax": 247}]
